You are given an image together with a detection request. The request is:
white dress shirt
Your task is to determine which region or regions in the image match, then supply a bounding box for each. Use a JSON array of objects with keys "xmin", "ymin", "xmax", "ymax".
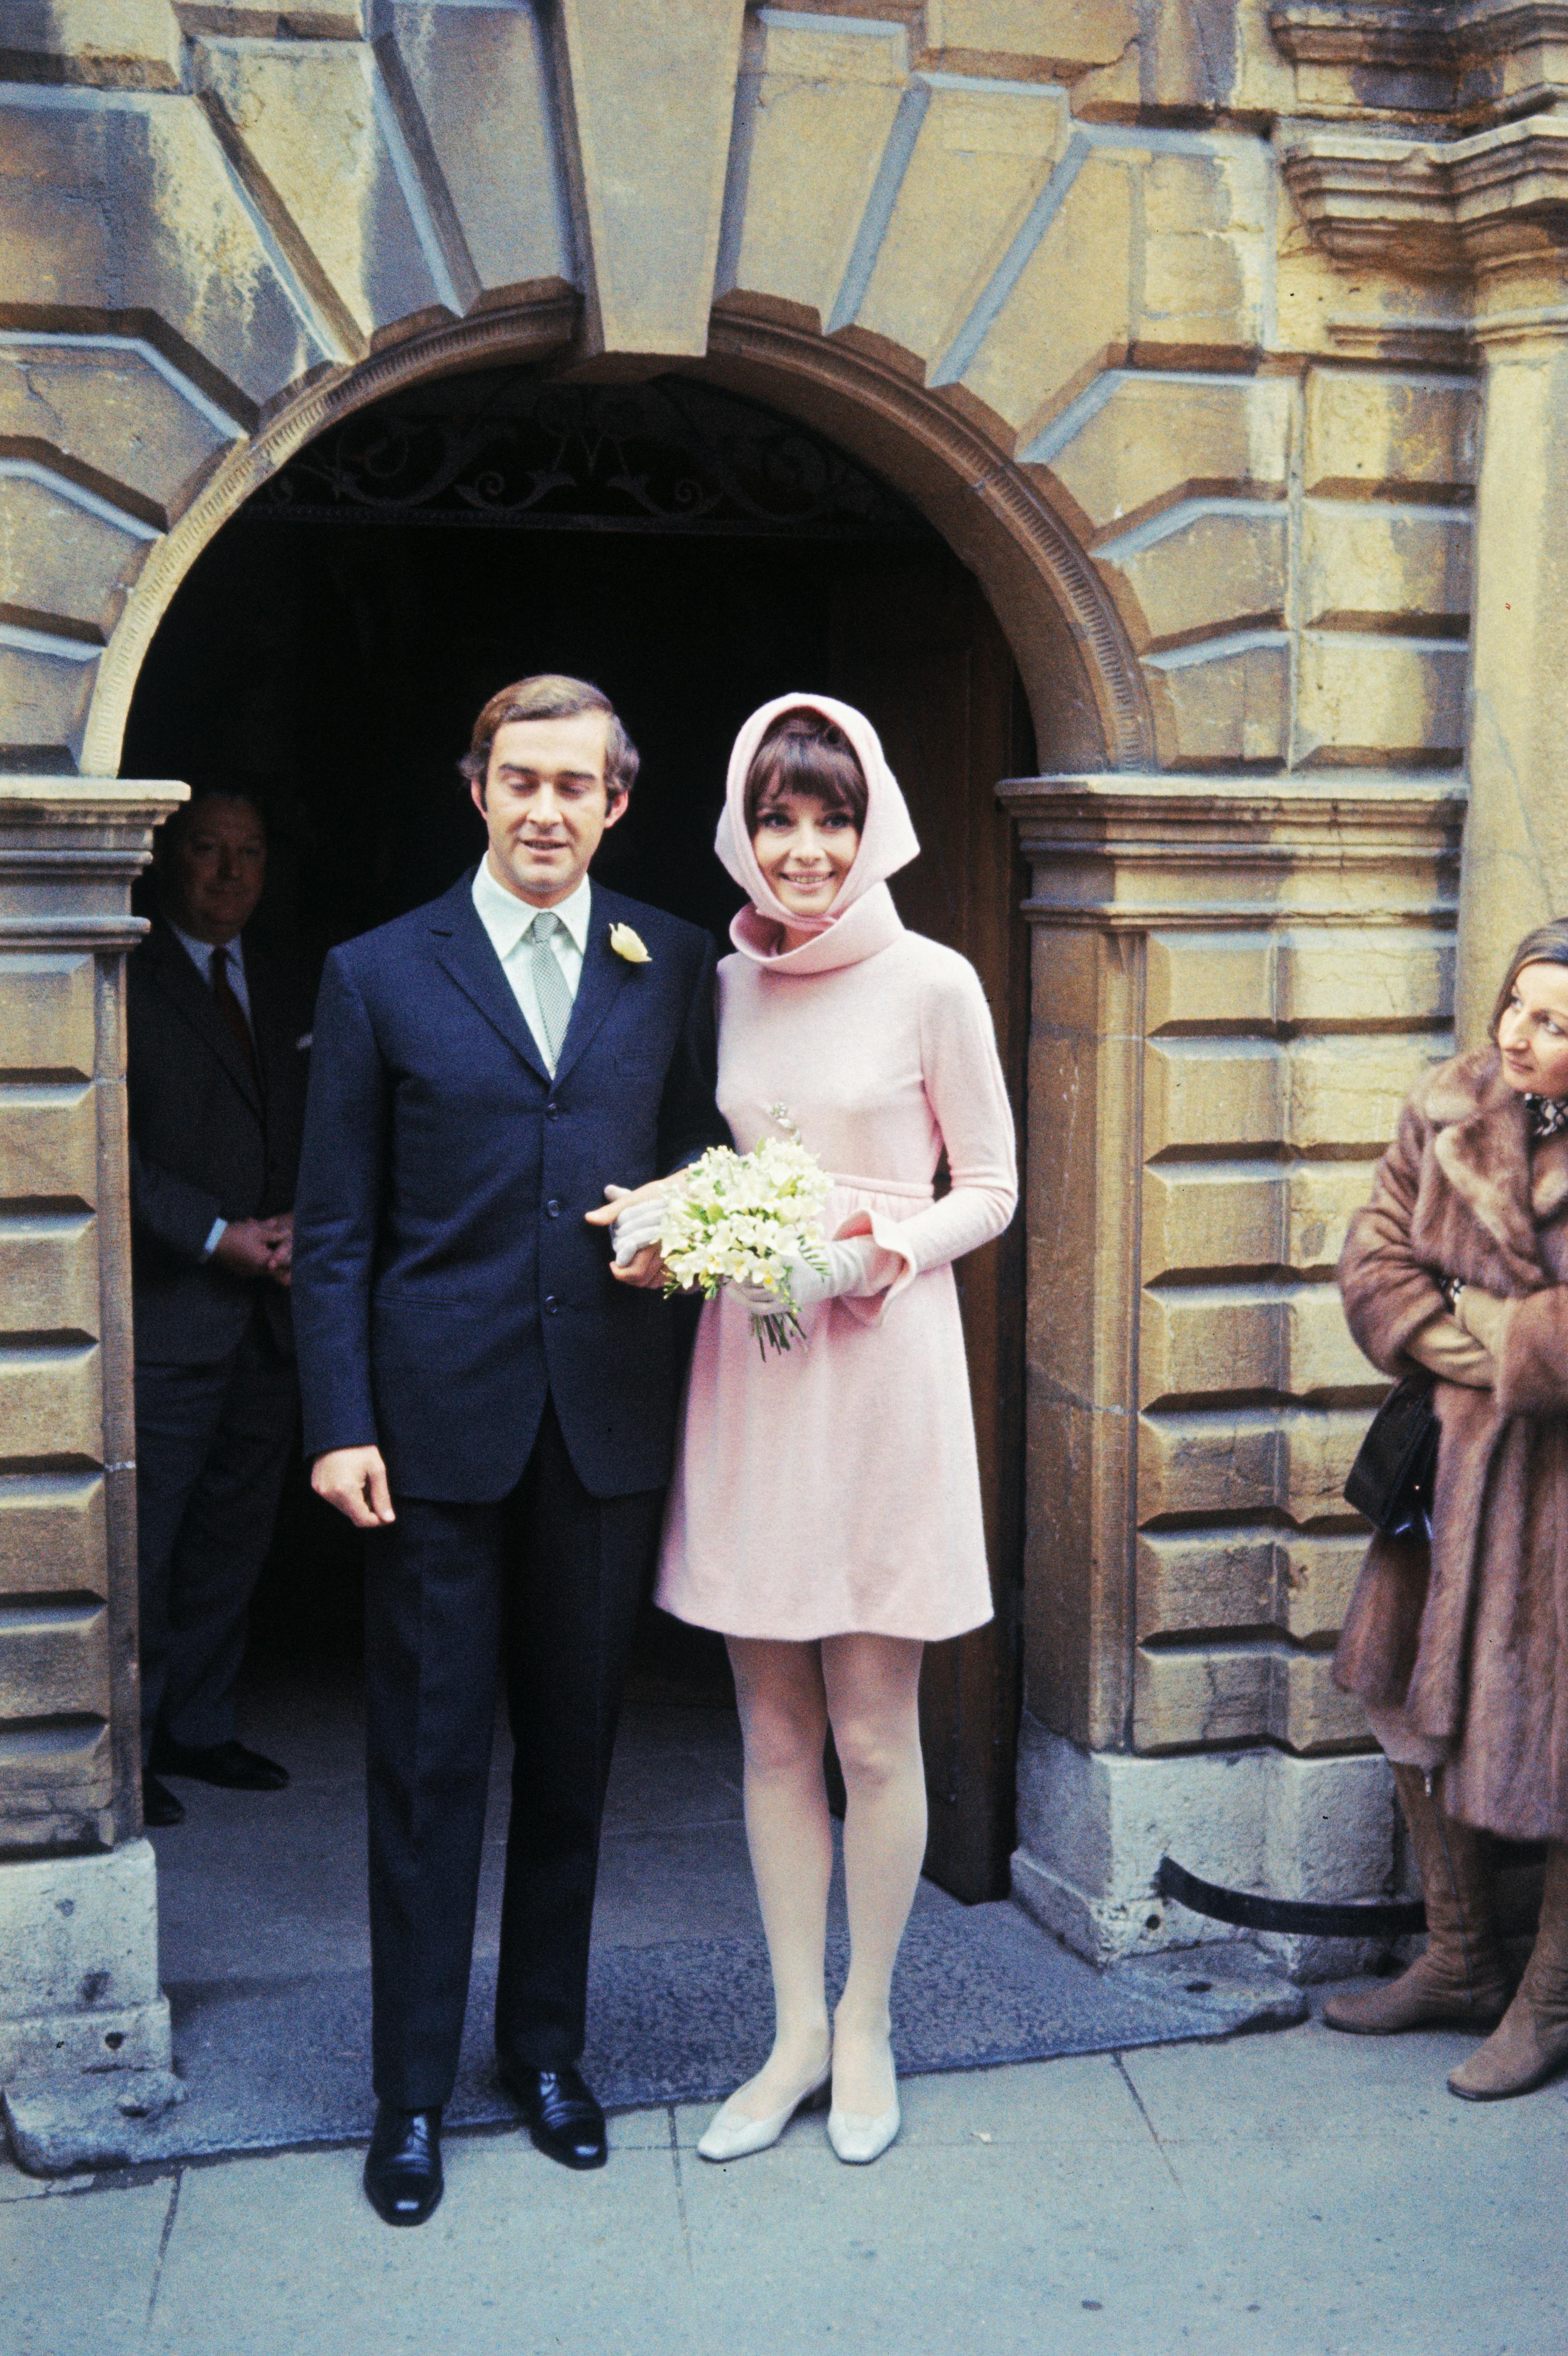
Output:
[
  {"xmin": 165, "ymin": 919, "xmax": 252, "ymax": 1262},
  {"xmin": 167, "ymin": 917, "xmax": 253, "ymax": 1022},
  {"xmin": 471, "ymin": 857, "xmax": 592, "ymax": 1076}
]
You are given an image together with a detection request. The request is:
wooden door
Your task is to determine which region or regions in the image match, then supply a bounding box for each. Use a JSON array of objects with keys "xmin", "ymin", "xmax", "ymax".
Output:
[{"xmin": 828, "ymin": 559, "xmax": 1031, "ymax": 1903}]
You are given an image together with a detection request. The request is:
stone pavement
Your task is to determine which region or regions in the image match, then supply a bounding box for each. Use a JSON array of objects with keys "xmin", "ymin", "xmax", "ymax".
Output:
[{"xmin": 6, "ymin": 2011, "xmax": 1565, "ymax": 2356}]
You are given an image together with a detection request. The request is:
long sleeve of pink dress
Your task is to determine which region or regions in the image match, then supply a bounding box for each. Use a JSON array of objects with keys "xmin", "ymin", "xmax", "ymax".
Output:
[{"xmin": 655, "ymin": 908, "xmax": 1018, "ymax": 1642}]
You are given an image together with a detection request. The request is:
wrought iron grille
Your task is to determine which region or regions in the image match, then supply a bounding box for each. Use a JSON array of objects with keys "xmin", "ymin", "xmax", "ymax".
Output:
[{"xmin": 248, "ymin": 371, "xmax": 937, "ymax": 542}]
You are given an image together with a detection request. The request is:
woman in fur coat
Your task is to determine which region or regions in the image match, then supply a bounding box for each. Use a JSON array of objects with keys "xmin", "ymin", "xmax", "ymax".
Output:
[{"xmin": 1330, "ymin": 920, "xmax": 1568, "ymax": 2100}]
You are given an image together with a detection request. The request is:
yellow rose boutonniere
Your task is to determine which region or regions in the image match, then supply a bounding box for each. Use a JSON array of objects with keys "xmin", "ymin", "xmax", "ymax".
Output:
[{"xmin": 609, "ymin": 923, "xmax": 651, "ymax": 965}]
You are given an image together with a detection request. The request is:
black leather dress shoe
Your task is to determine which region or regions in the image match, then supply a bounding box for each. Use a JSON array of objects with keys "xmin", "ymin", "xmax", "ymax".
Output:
[
  {"xmin": 364, "ymin": 2103, "xmax": 443, "ymax": 2227},
  {"xmin": 148, "ymin": 1737, "xmax": 289, "ymax": 1791},
  {"xmin": 501, "ymin": 2062, "xmax": 608, "ymax": 2170},
  {"xmin": 141, "ymin": 1773, "xmax": 185, "ymax": 1828}
]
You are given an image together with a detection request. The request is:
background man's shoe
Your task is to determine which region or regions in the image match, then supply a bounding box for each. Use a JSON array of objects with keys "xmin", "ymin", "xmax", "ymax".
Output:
[
  {"xmin": 141, "ymin": 1773, "xmax": 185, "ymax": 1828},
  {"xmin": 149, "ymin": 1737, "xmax": 289, "ymax": 1791},
  {"xmin": 364, "ymin": 2103, "xmax": 443, "ymax": 2226},
  {"xmin": 500, "ymin": 2062, "xmax": 607, "ymax": 2170}
]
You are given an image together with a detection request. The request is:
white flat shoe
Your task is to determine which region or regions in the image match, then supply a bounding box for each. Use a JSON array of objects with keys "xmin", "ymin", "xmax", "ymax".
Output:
[
  {"xmin": 826, "ymin": 2094, "xmax": 901, "ymax": 2165},
  {"xmin": 697, "ymin": 2059, "xmax": 831, "ymax": 2162}
]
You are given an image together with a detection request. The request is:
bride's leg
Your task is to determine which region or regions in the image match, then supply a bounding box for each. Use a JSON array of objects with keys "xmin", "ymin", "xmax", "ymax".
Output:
[
  {"xmin": 723, "ymin": 1635, "xmax": 833, "ymax": 2116},
  {"xmin": 821, "ymin": 1633, "xmax": 926, "ymax": 2118}
]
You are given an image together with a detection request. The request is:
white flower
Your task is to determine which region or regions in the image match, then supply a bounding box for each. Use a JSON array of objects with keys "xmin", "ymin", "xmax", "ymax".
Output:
[
  {"xmin": 609, "ymin": 922, "xmax": 651, "ymax": 964},
  {"xmin": 658, "ymin": 1130, "xmax": 831, "ymax": 1357}
]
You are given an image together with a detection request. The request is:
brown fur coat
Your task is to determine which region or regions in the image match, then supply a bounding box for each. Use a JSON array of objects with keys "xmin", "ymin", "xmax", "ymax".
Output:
[{"xmin": 1335, "ymin": 1044, "xmax": 1568, "ymax": 1841}]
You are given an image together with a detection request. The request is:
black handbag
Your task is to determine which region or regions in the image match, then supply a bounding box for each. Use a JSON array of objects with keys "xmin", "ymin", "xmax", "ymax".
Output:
[{"xmin": 1344, "ymin": 1375, "xmax": 1439, "ymax": 1540}]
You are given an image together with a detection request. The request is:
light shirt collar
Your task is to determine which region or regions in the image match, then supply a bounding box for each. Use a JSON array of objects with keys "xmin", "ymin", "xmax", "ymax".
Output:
[
  {"xmin": 166, "ymin": 915, "xmax": 243, "ymax": 977},
  {"xmin": 471, "ymin": 858, "xmax": 593, "ymax": 956}
]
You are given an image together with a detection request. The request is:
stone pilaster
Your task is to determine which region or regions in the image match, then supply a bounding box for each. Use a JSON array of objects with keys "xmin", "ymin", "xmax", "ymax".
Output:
[
  {"xmin": 998, "ymin": 771, "xmax": 1464, "ymax": 1970},
  {"xmin": 0, "ymin": 777, "xmax": 184, "ymax": 2086}
]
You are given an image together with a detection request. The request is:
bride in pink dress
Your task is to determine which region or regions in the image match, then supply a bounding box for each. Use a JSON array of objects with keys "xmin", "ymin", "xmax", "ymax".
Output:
[{"xmin": 652, "ymin": 694, "xmax": 1017, "ymax": 2165}]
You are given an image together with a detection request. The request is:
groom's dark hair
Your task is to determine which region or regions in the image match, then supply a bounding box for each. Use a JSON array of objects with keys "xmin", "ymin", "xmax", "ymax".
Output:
[{"xmin": 460, "ymin": 674, "xmax": 640, "ymax": 802}]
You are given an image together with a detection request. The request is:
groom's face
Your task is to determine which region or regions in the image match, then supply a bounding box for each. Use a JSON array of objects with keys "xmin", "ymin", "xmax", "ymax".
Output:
[{"xmin": 473, "ymin": 710, "xmax": 628, "ymax": 906}]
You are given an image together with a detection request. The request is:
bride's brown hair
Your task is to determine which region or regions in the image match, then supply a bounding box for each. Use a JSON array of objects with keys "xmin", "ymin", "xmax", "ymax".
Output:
[{"xmin": 743, "ymin": 708, "xmax": 868, "ymax": 835}]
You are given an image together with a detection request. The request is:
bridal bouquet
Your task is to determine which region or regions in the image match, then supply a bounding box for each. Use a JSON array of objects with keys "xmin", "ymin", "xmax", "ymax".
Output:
[{"xmin": 659, "ymin": 1117, "xmax": 831, "ymax": 1359}]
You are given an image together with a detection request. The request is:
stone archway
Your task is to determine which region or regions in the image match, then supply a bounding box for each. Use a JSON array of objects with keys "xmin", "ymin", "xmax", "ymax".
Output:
[{"xmin": 0, "ymin": 5, "xmax": 1475, "ymax": 2142}]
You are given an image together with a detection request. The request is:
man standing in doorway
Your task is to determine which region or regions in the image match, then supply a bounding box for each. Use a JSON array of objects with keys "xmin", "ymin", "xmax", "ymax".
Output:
[
  {"xmin": 293, "ymin": 676, "xmax": 726, "ymax": 2227},
  {"xmin": 128, "ymin": 790, "xmax": 310, "ymax": 1828}
]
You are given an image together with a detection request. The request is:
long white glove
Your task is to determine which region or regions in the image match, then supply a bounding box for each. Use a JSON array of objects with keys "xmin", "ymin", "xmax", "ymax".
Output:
[
  {"xmin": 610, "ymin": 1191, "xmax": 670, "ymax": 1267},
  {"xmin": 726, "ymin": 1237, "xmax": 886, "ymax": 1312}
]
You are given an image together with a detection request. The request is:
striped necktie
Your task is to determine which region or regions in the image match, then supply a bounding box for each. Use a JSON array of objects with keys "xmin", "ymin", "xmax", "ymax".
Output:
[{"xmin": 527, "ymin": 909, "xmax": 573, "ymax": 1070}]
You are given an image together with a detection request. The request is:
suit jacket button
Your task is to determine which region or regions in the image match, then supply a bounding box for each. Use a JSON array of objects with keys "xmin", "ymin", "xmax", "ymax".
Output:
[
  {"xmin": 544, "ymin": 1294, "xmax": 561, "ymax": 1315},
  {"xmin": 545, "ymin": 1198, "xmax": 562, "ymax": 1219},
  {"xmin": 545, "ymin": 1102, "xmax": 560, "ymax": 1120}
]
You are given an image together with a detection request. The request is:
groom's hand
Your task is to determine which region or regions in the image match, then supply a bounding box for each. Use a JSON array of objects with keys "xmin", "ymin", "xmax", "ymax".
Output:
[
  {"xmin": 586, "ymin": 1180, "xmax": 669, "ymax": 1292},
  {"xmin": 311, "ymin": 1445, "xmax": 396, "ymax": 1528}
]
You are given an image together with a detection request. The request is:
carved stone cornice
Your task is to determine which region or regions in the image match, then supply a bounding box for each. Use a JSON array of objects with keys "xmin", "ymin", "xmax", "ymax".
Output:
[
  {"xmin": 996, "ymin": 771, "xmax": 1466, "ymax": 930},
  {"xmin": 0, "ymin": 778, "xmax": 188, "ymax": 949},
  {"xmin": 1281, "ymin": 112, "xmax": 1568, "ymax": 276},
  {"xmin": 1270, "ymin": 0, "xmax": 1568, "ymax": 123}
]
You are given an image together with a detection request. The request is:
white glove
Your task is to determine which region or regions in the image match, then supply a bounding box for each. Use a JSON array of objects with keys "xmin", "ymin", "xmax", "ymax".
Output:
[
  {"xmin": 610, "ymin": 1192, "xmax": 669, "ymax": 1267},
  {"xmin": 727, "ymin": 1237, "xmax": 881, "ymax": 1313}
]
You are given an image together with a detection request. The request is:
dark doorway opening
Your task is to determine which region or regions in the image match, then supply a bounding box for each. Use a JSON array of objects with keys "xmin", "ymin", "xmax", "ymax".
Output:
[{"xmin": 123, "ymin": 367, "xmax": 1030, "ymax": 1901}]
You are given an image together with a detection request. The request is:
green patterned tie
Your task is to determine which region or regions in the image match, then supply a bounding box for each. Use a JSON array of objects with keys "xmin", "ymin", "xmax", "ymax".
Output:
[{"xmin": 527, "ymin": 909, "xmax": 573, "ymax": 1069}]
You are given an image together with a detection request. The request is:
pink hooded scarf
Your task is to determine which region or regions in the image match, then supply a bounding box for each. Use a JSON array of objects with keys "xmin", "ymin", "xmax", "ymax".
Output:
[{"xmin": 715, "ymin": 693, "xmax": 919, "ymax": 976}]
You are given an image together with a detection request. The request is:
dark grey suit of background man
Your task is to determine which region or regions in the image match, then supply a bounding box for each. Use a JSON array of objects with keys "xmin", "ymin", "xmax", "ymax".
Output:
[{"xmin": 128, "ymin": 790, "xmax": 310, "ymax": 1830}]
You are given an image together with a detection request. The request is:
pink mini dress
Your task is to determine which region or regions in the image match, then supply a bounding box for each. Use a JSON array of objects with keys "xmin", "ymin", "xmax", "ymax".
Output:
[{"xmin": 655, "ymin": 693, "xmax": 1018, "ymax": 1644}]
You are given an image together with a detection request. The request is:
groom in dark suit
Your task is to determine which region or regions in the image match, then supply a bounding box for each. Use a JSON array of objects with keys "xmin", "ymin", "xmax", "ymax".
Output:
[{"xmin": 292, "ymin": 675, "xmax": 727, "ymax": 2226}]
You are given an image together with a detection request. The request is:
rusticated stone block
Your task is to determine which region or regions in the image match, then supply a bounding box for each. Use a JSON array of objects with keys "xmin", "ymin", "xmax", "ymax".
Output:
[
  {"xmin": 0, "ymin": 1599, "xmax": 109, "ymax": 1723},
  {"xmin": 0, "ymin": 1, "xmax": 182, "ymax": 91},
  {"xmin": 194, "ymin": 37, "xmax": 446, "ymax": 352},
  {"xmin": 0, "ymin": 1085, "xmax": 98, "ymax": 1210},
  {"xmin": 0, "ymin": 1715, "xmax": 109, "ymax": 1807},
  {"xmin": 1302, "ymin": 500, "xmax": 1471, "ymax": 632},
  {"xmin": 1296, "ymin": 632, "xmax": 1467, "ymax": 765},
  {"xmin": 939, "ymin": 146, "xmax": 1134, "ymax": 439},
  {"xmin": 1141, "ymin": 1159, "xmax": 1379, "ymax": 1284},
  {"xmin": 0, "ymin": 343, "xmax": 238, "ymax": 525},
  {"xmin": 850, "ymin": 77, "xmax": 1068, "ymax": 368},
  {"xmin": 1133, "ymin": 1640, "xmax": 1366, "ymax": 1754},
  {"xmin": 0, "ymin": 1214, "xmax": 98, "ymax": 1342},
  {"xmin": 0, "ymin": 1474, "xmax": 107, "ymax": 1603},
  {"xmin": 1138, "ymin": 1403, "xmax": 1367, "ymax": 1523},
  {"xmin": 1143, "ymin": 633, "xmax": 1290, "ymax": 769},
  {"xmin": 1097, "ymin": 504, "xmax": 1287, "ymax": 654},
  {"xmin": 387, "ymin": 2, "xmax": 571, "ymax": 303},
  {"xmin": 924, "ymin": 0, "xmax": 1137, "ymax": 67},
  {"xmin": 0, "ymin": 1843, "xmax": 169, "ymax": 2085},
  {"xmin": 556, "ymin": 0, "xmax": 747, "ymax": 357},
  {"xmin": 0, "ymin": 953, "xmax": 96, "ymax": 1082},
  {"xmin": 1304, "ymin": 369, "xmax": 1478, "ymax": 502},
  {"xmin": 0, "ymin": 91, "xmax": 319, "ymax": 410},
  {"xmin": 1139, "ymin": 1281, "xmax": 1372, "ymax": 1410},
  {"xmin": 722, "ymin": 12, "xmax": 907, "ymax": 327},
  {"xmin": 0, "ymin": 471, "xmax": 154, "ymax": 643},
  {"xmin": 1032, "ymin": 373, "xmax": 1290, "ymax": 539},
  {"xmin": 1144, "ymin": 925, "xmax": 1453, "ymax": 1036},
  {"xmin": 1144, "ymin": 1033, "xmax": 1444, "ymax": 1159},
  {"xmin": 0, "ymin": 642, "xmax": 99, "ymax": 769},
  {"xmin": 1133, "ymin": 148, "xmax": 1269, "ymax": 364},
  {"xmin": 0, "ymin": 1342, "xmax": 103, "ymax": 1465},
  {"xmin": 1137, "ymin": 1527, "xmax": 1367, "ymax": 1646}
]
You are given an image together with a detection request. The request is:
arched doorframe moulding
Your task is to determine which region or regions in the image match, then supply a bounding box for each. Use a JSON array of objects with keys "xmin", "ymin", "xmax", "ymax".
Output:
[{"xmin": 83, "ymin": 297, "xmax": 1154, "ymax": 781}]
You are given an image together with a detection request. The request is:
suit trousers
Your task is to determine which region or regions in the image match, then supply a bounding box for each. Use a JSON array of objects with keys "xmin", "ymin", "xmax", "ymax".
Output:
[
  {"xmin": 135, "ymin": 1303, "xmax": 298, "ymax": 1756},
  {"xmin": 364, "ymin": 1401, "xmax": 664, "ymax": 2110}
]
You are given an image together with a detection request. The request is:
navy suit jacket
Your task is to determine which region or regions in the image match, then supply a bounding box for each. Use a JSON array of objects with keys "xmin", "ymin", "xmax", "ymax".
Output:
[
  {"xmin": 290, "ymin": 873, "xmax": 728, "ymax": 1503},
  {"xmin": 127, "ymin": 917, "xmax": 310, "ymax": 1367}
]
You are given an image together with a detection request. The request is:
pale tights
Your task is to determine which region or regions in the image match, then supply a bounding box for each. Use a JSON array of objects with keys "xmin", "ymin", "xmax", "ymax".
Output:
[{"xmin": 726, "ymin": 1633, "xmax": 927, "ymax": 2119}]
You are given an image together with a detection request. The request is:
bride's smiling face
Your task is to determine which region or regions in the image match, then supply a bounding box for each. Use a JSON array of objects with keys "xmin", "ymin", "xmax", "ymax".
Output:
[{"xmin": 751, "ymin": 790, "xmax": 861, "ymax": 921}]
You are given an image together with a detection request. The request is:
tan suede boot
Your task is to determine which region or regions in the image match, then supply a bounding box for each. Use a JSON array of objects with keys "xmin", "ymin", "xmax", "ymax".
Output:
[
  {"xmin": 1448, "ymin": 1843, "xmax": 1568, "ymax": 2099},
  {"xmin": 1323, "ymin": 1766, "xmax": 1514, "ymax": 2034}
]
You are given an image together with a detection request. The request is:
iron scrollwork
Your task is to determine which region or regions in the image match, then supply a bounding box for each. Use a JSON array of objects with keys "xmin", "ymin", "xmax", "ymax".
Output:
[{"xmin": 249, "ymin": 372, "xmax": 935, "ymax": 542}]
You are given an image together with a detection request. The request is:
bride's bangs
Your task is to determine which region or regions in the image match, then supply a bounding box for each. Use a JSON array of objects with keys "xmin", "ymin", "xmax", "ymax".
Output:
[{"xmin": 743, "ymin": 712, "xmax": 868, "ymax": 832}]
